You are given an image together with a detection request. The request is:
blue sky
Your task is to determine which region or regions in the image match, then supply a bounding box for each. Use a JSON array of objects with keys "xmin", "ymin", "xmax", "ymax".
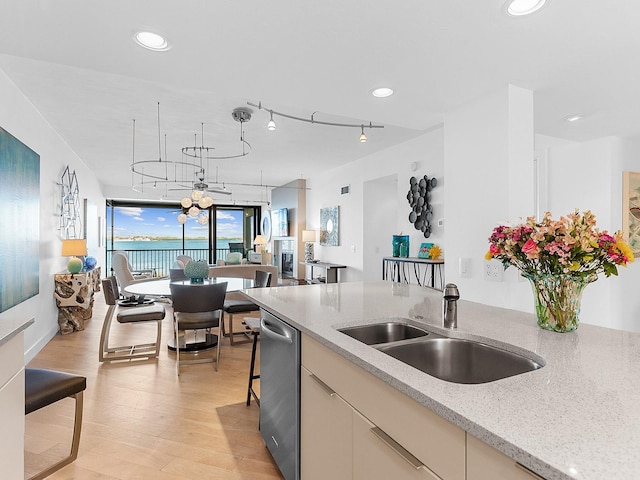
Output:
[{"xmin": 112, "ymin": 206, "xmax": 243, "ymax": 239}]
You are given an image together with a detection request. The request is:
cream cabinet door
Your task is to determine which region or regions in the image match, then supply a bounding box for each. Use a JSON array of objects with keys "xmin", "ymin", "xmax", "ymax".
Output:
[
  {"xmin": 0, "ymin": 333, "xmax": 25, "ymax": 479},
  {"xmin": 467, "ymin": 434, "xmax": 546, "ymax": 480},
  {"xmin": 353, "ymin": 410, "xmax": 441, "ymax": 480},
  {"xmin": 301, "ymin": 366, "xmax": 353, "ymax": 480}
]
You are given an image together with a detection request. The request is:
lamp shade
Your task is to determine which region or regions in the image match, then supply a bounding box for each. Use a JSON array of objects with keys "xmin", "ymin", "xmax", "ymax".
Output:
[
  {"xmin": 61, "ymin": 239, "xmax": 87, "ymax": 257},
  {"xmin": 302, "ymin": 230, "xmax": 316, "ymax": 242},
  {"xmin": 254, "ymin": 234, "xmax": 267, "ymax": 246}
]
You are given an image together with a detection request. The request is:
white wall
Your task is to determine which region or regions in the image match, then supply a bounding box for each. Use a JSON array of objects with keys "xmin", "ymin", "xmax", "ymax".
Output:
[
  {"xmin": 305, "ymin": 85, "xmax": 639, "ymax": 333},
  {"xmin": 306, "ymin": 128, "xmax": 444, "ymax": 282},
  {"xmin": 0, "ymin": 68, "xmax": 105, "ymax": 362},
  {"xmin": 363, "ymin": 174, "xmax": 397, "ymax": 281},
  {"xmin": 443, "ymin": 85, "xmax": 534, "ymax": 309},
  {"xmin": 538, "ymin": 136, "xmax": 640, "ymax": 331}
]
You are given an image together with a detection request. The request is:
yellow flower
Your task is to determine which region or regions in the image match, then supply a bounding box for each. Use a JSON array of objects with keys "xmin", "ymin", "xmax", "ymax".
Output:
[
  {"xmin": 429, "ymin": 245, "xmax": 442, "ymax": 260},
  {"xmin": 484, "ymin": 250, "xmax": 493, "ymax": 261},
  {"xmin": 617, "ymin": 240, "xmax": 635, "ymax": 263}
]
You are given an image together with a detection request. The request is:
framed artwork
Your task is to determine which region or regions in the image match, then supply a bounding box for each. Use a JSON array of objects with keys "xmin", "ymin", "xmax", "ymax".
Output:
[
  {"xmin": 418, "ymin": 243, "xmax": 433, "ymax": 259},
  {"xmin": 623, "ymin": 171, "xmax": 640, "ymax": 255},
  {"xmin": 0, "ymin": 127, "xmax": 40, "ymax": 313},
  {"xmin": 320, "ymin": 206, "xmax": 339, "ymax": 246}
]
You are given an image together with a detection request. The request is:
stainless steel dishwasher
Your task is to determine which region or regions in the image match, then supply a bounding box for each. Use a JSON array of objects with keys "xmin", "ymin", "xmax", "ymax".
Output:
[{"xmin": 259, "ymin": 308, "xmax": 300, "ymax": 480}]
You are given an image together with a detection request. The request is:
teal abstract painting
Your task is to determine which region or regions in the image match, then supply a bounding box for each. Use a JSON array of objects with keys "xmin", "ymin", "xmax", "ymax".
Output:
[{"xmin": 0, "ymin": 127, "xmax": 40, "ymax": 312}]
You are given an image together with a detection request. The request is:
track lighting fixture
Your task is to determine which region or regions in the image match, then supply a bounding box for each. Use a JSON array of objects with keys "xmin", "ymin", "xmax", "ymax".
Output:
[
  {"xmin": 248, "ymin": 101, "xmax": 383, "ymax": 142},
  {"xmin": 267, "ymin": 111, "xmax": 277, "ymax": 131},
  {"xmin": 359, "ymin": 125, "xmax": 367, "ymax": 143}
]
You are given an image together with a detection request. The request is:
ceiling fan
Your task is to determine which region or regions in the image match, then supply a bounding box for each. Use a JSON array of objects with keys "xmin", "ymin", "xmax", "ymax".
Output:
[{"xmin": 169, "ymin": 170, "xmax": 232, "ymax": 196}]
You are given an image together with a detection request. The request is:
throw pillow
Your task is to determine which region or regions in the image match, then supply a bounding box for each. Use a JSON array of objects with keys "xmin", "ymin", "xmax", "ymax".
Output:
[{"xmin": 226, "ymin": 252, "xmax": 243, "ymax": 264}]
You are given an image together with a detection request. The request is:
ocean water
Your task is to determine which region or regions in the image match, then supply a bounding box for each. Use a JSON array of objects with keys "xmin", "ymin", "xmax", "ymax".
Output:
[{"xmin": 109, "ymin": 238, "xmax": 242, "ymax": 273}]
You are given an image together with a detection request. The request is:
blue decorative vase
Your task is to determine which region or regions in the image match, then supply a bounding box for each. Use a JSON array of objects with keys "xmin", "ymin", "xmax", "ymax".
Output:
[
  {"xmin": 392, "ymin": 235, "xmax": 410, "ymax": 258},
  {"xmin": 183, "ymin": 260, "xmax": 209, "ymax": 284},
  {"xmin": 84, "ymin": 256, "xmax": 97, "ymax": 271}
]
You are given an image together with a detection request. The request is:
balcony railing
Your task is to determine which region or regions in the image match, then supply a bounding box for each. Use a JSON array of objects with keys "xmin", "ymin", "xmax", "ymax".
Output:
[{"xmin": 105, "ymin": 248, "xmax": 233, "ymax": 278}]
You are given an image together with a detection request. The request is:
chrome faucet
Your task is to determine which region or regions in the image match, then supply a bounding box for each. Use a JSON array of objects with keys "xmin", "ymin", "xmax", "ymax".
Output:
[{"xmin": 443, "ymin": 283, "xmax": 460, "ymax": 329}]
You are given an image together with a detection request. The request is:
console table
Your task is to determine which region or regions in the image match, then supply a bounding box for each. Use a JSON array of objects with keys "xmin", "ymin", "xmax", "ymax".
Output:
[
  {"xmin": 300, "ymin": 261, "xmax": 346, "ymax": 284},
  {"xmin": 54, "ymin": 268, "xmax": 101, "ymax": 334},
  {"xmin": 382, "ymin": 257, "xmax": 444, "ymax": 290}
]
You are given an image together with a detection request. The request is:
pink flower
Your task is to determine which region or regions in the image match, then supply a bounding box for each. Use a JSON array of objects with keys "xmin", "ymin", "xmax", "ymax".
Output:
[{"xmin": 522, "ymin": 239, "xmax": 540, "ymax": 259}]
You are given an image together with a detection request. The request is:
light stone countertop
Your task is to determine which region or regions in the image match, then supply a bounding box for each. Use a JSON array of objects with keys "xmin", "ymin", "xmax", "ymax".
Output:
[{"xmin": 243, "ymin": 281, "xmax": 640, "ymax": 480}]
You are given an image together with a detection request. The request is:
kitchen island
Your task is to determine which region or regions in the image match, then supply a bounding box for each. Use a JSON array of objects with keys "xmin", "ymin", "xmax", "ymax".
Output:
[{"xmin": 243, "ymin": 281, "xmax": 640, "ymax": 480}]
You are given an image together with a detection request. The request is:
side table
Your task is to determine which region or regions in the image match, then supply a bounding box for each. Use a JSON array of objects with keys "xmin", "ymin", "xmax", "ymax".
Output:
[{"xmin": 54, "ymin": 267, "xmax": 101, "ymax": 334}]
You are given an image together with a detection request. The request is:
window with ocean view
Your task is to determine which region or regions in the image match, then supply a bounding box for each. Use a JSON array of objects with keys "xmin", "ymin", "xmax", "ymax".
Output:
[{"xmin": 106, "ymin": 201, "xmax": 260, "ymax": 276}]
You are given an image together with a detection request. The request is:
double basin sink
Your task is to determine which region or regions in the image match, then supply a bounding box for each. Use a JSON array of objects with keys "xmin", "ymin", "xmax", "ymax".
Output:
[{"xmin": 337, "ymin": 321, "xmax": 543, "ymax": 384}]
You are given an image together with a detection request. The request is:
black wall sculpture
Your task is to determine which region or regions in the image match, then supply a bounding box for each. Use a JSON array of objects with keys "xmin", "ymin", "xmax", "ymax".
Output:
[{"xmin": 407, "ymin": 175, "xmax": 437, "ymax": 238}]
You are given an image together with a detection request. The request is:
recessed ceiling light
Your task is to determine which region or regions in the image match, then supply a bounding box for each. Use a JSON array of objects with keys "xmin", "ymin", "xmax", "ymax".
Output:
[
  {"xmin": 371, "ymin": 87, "xmax": 394, "ymax": 98},
  {"xmin": 134, "ymin": 31, "xmax": 170, "ymax": 51},
  {"xmin": 565, "ymin": 115, "xmax": 584, "ymax": 123},
  {"xmin": 505, "ymin": 0, "xmax": 548, "ymax": 16}
]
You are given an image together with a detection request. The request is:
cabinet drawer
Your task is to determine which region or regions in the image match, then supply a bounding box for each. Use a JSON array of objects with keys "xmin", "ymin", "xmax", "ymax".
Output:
[
  {"xmin": 353, "ymin": 410, "xmax": 441, "ymax": 480},
  {"xmin": 302, "ymin": 335, "xmax": 465, "ymax": 480},
  {"xmin": 467, "ymin": 434, "xmax": 546, "ymax": 480},
  {"xmin": 0, "ymin": 332, "xmax": 24, "ymax": 389}
]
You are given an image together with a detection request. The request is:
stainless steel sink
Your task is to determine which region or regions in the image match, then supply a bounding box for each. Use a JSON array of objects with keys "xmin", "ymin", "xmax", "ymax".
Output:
[
  {"xmin": 377, "ymin": 337, "xmax": 542, "ymax": 384},
  {"xmin": 338, "ymin": 322, "xmax": 429, "ymax": 345}
]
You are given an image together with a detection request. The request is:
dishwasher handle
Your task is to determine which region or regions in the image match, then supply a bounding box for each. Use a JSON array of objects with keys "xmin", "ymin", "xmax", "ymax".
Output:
[{"xmin": 260, "ymin": 317, "xmax": 294, "ymax": 344}]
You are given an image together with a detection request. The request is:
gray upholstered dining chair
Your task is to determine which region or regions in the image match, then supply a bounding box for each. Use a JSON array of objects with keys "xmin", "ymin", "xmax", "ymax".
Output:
[
  {"xmin": 223, "ymin": 270, "xmax": 272, "ymax": 345},
  {"xmin": 99, "ymin": 276, "xmax": 166, "ymax": 362},
  {"xmin": 170, "ymin": 281, "xmax": 227, "ymax": 375},
  {"xmin": 169, "ymin": 268, "xmax": 189, "ymax": 281}
]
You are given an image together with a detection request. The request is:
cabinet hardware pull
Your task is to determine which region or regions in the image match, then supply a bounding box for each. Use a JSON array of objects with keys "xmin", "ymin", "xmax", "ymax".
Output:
[
  {"xmin": 370, "ymin": 426, "xmax": 425, "ymax": 471},
  {"xmin": 515, "ymin": 462, "xmax": 546, "ymax": 480},
  {"xmin": 309, "ymin": 373, "xmax": 336, "ymax": 397}
]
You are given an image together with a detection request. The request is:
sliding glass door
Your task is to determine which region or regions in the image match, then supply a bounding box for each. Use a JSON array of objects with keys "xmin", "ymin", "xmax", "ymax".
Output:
[{"xmin": 106, "ymin": 201, "xmax": 261, "ymax": 275}]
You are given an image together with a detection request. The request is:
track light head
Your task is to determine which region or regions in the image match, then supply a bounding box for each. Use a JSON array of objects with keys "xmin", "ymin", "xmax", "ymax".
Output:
[
  {"xmin": 359, "ymin": 126, "xmax": 367, "ymax": 143},
  {"xmin": 267, "ymin": 111, "xmax": 276, "ymax": 131}
]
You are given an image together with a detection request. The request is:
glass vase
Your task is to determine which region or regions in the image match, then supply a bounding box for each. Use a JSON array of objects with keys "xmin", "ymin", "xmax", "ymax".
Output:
[{"xmin": 525, "ymin": 273, "xmax": 593, "ymax": 333}]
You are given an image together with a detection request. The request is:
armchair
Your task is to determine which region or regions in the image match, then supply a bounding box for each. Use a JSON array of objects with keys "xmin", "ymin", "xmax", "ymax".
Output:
[{"xmin": 111, "ymin": 252, "xmax": 153, "ymax": 297}]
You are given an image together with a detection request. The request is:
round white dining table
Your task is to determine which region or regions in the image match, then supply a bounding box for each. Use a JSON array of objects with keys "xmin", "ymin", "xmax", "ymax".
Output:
[
  {"xmin": 122, "ymin": 277, "xmax": 255, "ymax": 352},
  {"xmin": 123, "ymin": 277, "xmax": 254, "ymax": 297}
]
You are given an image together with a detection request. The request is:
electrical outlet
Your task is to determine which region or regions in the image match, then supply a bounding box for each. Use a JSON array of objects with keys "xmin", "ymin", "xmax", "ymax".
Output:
[{"xmin": 484, "ymin": 260, "xmax": 503, "ymax": 281}]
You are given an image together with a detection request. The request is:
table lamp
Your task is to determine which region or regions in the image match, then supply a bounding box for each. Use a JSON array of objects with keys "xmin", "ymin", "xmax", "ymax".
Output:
[
  {"xmin": 61, "ymin": 239, "xmax": 87, "ymax": 274},
  {"xmin": 254, "ymin": 234, "xmax": 267, "ymax": 253},
  {"xmin": 302, "ymin": 230, "xmax": 316, "ymax": 262}
]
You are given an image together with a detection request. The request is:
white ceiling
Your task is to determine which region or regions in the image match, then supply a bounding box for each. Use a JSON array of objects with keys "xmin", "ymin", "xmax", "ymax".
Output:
[{"xmin": 1, "ymin": 0, "xmax": 639, "ymax": 204}]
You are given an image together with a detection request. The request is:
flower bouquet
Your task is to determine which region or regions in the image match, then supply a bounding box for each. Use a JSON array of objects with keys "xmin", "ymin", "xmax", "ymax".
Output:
[{"xmin": 486, "ymin": 210, "xmax": 634, "ymax": 332}]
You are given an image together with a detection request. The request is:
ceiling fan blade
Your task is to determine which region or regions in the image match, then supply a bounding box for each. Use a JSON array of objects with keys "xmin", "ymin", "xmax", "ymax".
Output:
[{"xmin": 206, "ymin": 188, "xmax": 232, "ymax": 195}]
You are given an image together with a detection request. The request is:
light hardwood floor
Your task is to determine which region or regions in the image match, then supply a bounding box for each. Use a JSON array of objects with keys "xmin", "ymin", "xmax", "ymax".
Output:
[{"xmin": 25, "ymin": 289, "xmax": 283, "ymax": 479}]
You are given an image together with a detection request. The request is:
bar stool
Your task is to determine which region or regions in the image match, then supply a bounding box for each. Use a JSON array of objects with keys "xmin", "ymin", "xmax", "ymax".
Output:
[
  {"xmin": 244, "ymin": 317, "xmax": 261, "ymax": 406},
  {"xmin": 25, "ymin": 368, "xmax": 87, "ymax": 480}
]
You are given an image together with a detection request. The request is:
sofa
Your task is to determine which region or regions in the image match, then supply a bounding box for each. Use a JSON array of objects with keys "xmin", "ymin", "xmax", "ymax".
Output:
[{"xmin": 208, "ymin": 264, "xmax": 278, "ymax": 282}]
